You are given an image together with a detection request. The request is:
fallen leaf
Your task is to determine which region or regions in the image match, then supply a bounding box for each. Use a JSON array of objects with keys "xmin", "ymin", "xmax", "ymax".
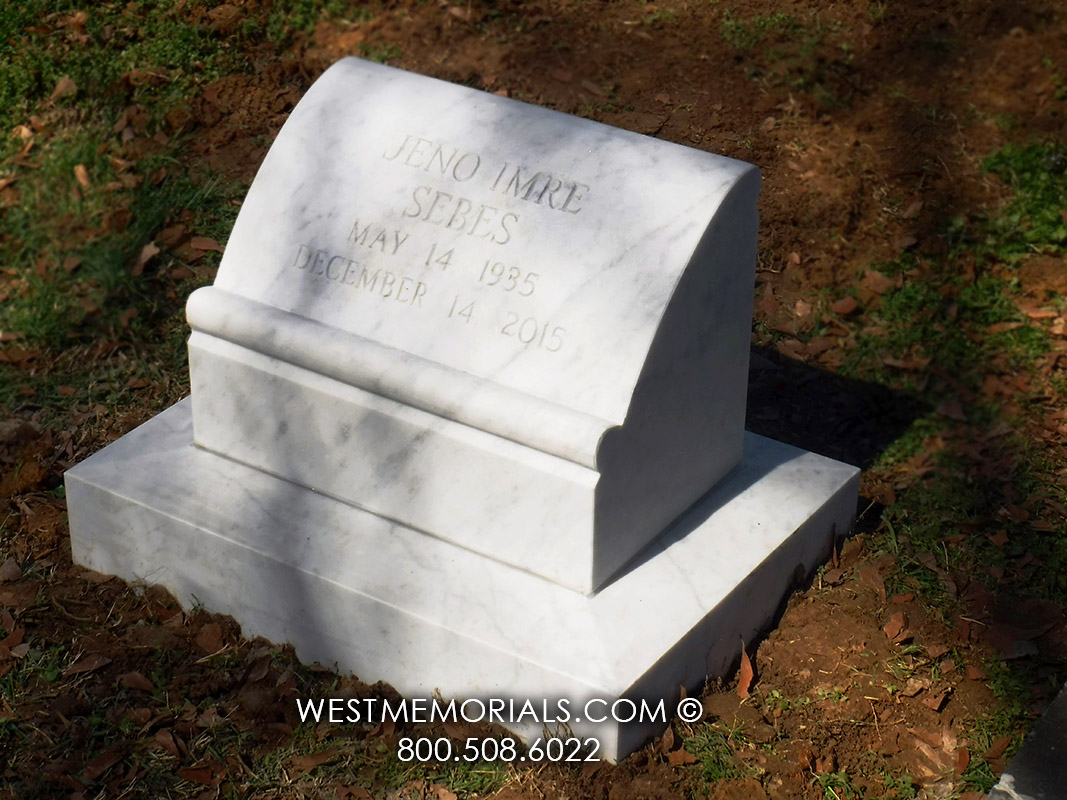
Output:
[
  {"xmin": 737, "ymin": 639, "xmax": 754, "ymax": 699},
  {"xmin": 901, "ymin": 678, "xmax": 927, "ymax": 697},
  {"xmin": 659, "ymin": 725, "xmax": 675, "ymax": 754},
  {"xmin": 82, "ymin": 743, "xmax": 126, "ymax": 782},
  {"xmin": 822, "ymin": 568, "xmax": 844, "ymax": 585},
  {"xmin": 668, "ymin": 748, "xmax": 698, "ymax": 765},
  {"xmin": 432, "ymin": 785, "xmax": 458, "ymax": 800},
  {"xmin": 49, "ymin": 76, "xmax": 77, "ymax": 103},
  {"xmin": 937, "ymin": 398, "xmax": 967, "ymax": 421},
  {"xmin": 120, "ymin": 671, "xmax": 154, "ymax": 692},
  {"xmin": 190, "ymin": 235, "xmax": 223, "ymax": 253},
  {"xmin": 65, "ymin": 652, "xmax": 112, "ymax": 676},
  {"xmin": 289, "ymin": 747, "xmax": 339, "ymax": 773},
  {"xmin": 983, "ymin": 736, "xmax": 1011, "ymax": 761},
  {"xmin": 0, "ymin": 557, "xmax": 21, "ymax": 582},
  {"xmin": 176, "ymin": 765, "xmax": 214, "ymax": 785},
  {"xmin": 901, "ymin": 198, "xmax": 923, "ymax": 219},
  {"xmin": 831, "ymin": 296, "xmax": 860, "ymax": 315},
  {"xmin": 954, "ymin": 747, "xmax": 970, "ymax": 777},
  {"xmin": 57, "ymin": 385, "xmax": 75, "ymax": 396},
  {"xmin": 926, "ymin": 643, "xmax": 951, "ymax": 659},
  {"xmin": 74, "ymin": 164, "xmax": 90, "ymax": 188},
  {"xmin": 195, "ymin": 622, "xmax": 224, "ymax": 653},
  {"xmin": 126, "ymin": 377, "xmax": 150, "ymax": 389},
  {"xmin": 0, "ymin": 627, "xmax": 24, "ymax": 648},
  {"xmin": 922, "ymin": 689, "xmax": 950, "ymax": 711},
  {"xmin": 908, "ymin": 727, "xmax": 942, "ymax": 749},
  {"xmin": 155, "ymin": 730, "xmax": 181, "ymax": 758},
  {"xmin": 759, "ymin": 285, "xmax": 781, "ymax": 317},
  {"xmin": 883, "ymin": 611, "xmax": 907, "ymax": 642},
  {"xmin": 861, "ymin": 269, "xmax": 896, "ymax": 295},
  {"xmin": 131, "ymin": 242, "xmax": 159, "ymax": 276},
  {"xmin": 247, "ymin": 655, "xmax": 271, "ymax": 683}
]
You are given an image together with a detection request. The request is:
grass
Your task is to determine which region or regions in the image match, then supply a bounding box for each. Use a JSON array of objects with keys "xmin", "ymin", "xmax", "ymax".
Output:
[
  {"xmin": 982, "ymin": 142, "xmax": 1067, "ymax": 260},
  {"xmin": 718, "ymin": 9, "xmax": 853, "ymax": 107},
  {"xmin": 1, "ymin": 2, "xmax": 1066, "ymax": 798},
  {"xmin": 683, "ymin": 721, "xmax": 747, "ymax": 786}
]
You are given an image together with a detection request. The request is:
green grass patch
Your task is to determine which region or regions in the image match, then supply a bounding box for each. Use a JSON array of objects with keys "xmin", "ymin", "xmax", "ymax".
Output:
[
  {"xmin": 720, "ymin": 11, "xmax": 798, "ymax": 50},
  {"xmin": 983, "ymin": 142, "xmax": 1067, "ymax": 260},
  {"xmin": 683, "ymin": 722, "xmax": 747, "ymax": 785}
]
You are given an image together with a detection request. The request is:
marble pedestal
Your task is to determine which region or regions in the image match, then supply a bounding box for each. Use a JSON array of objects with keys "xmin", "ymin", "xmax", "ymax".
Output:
[{"xmin": 66, "ymin": 399, "xmax": 859, "ymax": 760}]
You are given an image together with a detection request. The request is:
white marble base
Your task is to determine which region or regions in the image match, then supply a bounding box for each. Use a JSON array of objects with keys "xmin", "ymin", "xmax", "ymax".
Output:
[
  {"xmin": 188, "ymin": 329, "xmax": 743, "ymax": 595},
  {"xmin": 66, "ymin": 399, "xmax": 859, "ymax": 760}
]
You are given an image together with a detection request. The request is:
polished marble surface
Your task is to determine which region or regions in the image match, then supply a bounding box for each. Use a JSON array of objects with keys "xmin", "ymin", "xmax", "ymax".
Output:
[{"xmin": 67, "ymin": 399, "xmax": 859, "ymax": 760}]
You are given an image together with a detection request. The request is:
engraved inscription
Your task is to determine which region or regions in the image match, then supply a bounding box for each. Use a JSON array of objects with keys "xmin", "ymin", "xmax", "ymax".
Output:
[
  {"xmin": 489, "ymin": 164, "xmax": 589, "ymax": 215},
  {"xmin": 382, "ymin": 135, "xmax": 482, "ymax": 183},
  {"xmin": 447, "ymin": 295, "xmax": 474, "ymax": 323},
  {"xmin": 285, "ymin": 131, "xmax": 591, "ymax": 356},
  {"xmin": 292, "ymin": 244, "xmax": 427, "ymax": 306},
  {"xmin": 501, "ymin": 312, "xmax": 565, "ymax": 351},
  {"xmin": 348, "ymin": 220, "xmax": 410, "ymax": 255},
  {"xmin": 402, "ymin": 186, "xmax": 517, "ymax": 244},
  {"xmin": 478, "ymin": 260, "xmax": 538, "ymax": 296}
]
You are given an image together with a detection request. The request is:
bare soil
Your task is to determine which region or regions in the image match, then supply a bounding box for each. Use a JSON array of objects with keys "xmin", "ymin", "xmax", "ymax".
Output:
[{"xmin": 4, "ymin": 1, "xmax": 1067, "ymax": 798}]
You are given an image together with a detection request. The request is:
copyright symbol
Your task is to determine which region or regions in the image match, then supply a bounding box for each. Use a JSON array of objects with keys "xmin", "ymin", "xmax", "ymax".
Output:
[{"xmin": 676, "ymin": 697, "xmax": 703, "ymax": 723}]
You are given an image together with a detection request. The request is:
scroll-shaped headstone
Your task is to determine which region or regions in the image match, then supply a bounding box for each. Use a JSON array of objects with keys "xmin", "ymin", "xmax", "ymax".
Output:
[{"xmin": 186, "ymin": 57, "xmax": 760, "ymax": 593}]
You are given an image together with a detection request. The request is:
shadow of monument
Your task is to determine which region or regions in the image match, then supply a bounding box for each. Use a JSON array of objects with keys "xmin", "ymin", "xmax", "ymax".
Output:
[{"xmin": 745, "ymin": 345, "xmax": 929, "ymax": 470}]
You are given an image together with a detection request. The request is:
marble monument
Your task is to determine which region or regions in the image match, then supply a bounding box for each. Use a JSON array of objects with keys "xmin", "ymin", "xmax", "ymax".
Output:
[{"xmin": 66, "ymin": 58, "xmax": 860, "ymax": 759}]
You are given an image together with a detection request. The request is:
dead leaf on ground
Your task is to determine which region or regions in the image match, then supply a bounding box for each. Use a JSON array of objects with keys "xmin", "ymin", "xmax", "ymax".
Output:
[
  {"xmin": 901, "ymin": 677, "xmax": 929, "ymax": 697},
  {"xmin": 120, "ymin": 671, "xmax": 154, "ymax": 692},
  {"xmin": 955, "ymin": 747, "xmax": 970, "ymax": 777},
  {"xmin": 190, "ymin": 235, "xmax": 223, "ymax": 253},
  {"xmin": 64, "ymin": 652, "xmax": 112, "ymax": 676},
  {"xmin": 82, "ymin": 742, "xmax": 127, "ymax": 782},
  {"xmin": 49, "ymin": 76, "xmax": 77, "ymax": 103},
  {"xmin": 883, "ymin": 611, "xmax": 907, "ymax": 642},
  {"xmin": 289, "ymin": 747, "xmax": 340, "ymax": 773},
  {"xmin": 0, "ymin": 557, "xmax": 21, "ymax": 582},
  {"xmin": 983, "ymin": 736, "xmax": 1011, "ymax": 762},
  {"xmin": 668, "ymin": 748, "xmax": 698, "ymax": 765},
  {"xmin": 132, "ymin": 242, "xmax": 159, "ymax": 276},
  {"xmin": 922, "ymin": 689, "xmax": 950, "ymax": 711},
  {"xmin": 195, "ymin": 622, "xmax": 224, "ymax": 653},
  {"xmin": 861, "ymin": 269, "xmax": 897, "ymax": 295},
  {"xmin": 822, "ymin": 568, "xmax": 844, "ymax": 585},
  {"xmin": 176, "ymin": 765, "xmax": 214, "ymax": 785},
  {"xmin": 737, "ymin": 639, "xmax": 755, "ymax": 699},
  {"xmin": 74, "ymin": 164, "xmax": 90, "ymax": 188},
  {"xmin": 155, "ymin": 729, "xmax": 181, "ymax": 758},
  {"xmin": 937, "ymin": 398, "xmax": 967, "ymax": 421},
  {"xmin": 0, "ymin": 626, "xmax": 24, "ymax": 649},
  {"xmin": 831, "ymin": 296, "xmax": 860, "ymax": 315},
  {"xmin": 658, "ymin": 725, "xmax": 675, "ymax": 754}
]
